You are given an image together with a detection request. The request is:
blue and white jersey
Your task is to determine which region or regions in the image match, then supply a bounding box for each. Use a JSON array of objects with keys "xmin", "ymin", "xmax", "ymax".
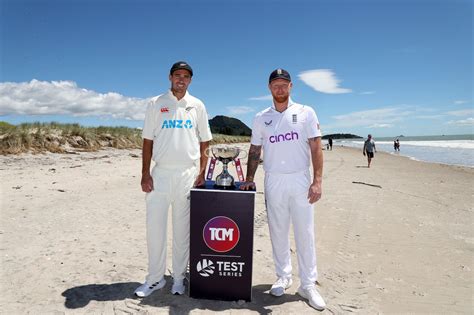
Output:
[
  {"xmin": 251, "ymin": 99, "xmax": 322, "ymax": 174},
  {"xmin": 142, "ymin": 90, "xmax": 212, "ymax": 166}
]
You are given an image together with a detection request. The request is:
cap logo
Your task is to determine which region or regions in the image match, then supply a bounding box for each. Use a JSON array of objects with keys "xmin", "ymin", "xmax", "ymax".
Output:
[
  {"xmin": 277, "ymin": 69, "xmax": 282, "ymax": 75},
  {"xmin": 180, "ymin": 63, "xmax": 186, "ymax": 66}
]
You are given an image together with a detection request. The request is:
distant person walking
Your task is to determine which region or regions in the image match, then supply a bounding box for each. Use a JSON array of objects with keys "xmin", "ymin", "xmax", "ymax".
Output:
[
  {"xmin": 395, "ymin": 139, "xmax": 400, "ymax": 151},
  {"xmin": 363, "ymin": 134, "xmax": 377, "ymax": 168},
  {"xmin": 328, "ymin": 137, "xmax": 333, "ymax": 150}
]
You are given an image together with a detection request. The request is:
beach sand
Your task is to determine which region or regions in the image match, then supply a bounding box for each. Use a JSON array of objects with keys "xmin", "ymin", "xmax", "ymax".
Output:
[{"xmin": 1, "ymin": 145, "xmax": 472, "ymax": 314}]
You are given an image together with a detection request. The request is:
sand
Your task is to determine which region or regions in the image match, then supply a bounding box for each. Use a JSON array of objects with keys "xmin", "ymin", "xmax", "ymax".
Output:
[{"xmin": 1, "ymin": 145, "xmax": 472, "ymax": 314}]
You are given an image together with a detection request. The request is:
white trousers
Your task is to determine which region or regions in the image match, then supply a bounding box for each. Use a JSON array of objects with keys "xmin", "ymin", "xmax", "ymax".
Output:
[
  {"xmin": 145, "ymin": 164, "xmax": 197, "ymax": 283},
  {"xmin": 264, "ymin": 170, "xmax": 318, "ymax": 288}
]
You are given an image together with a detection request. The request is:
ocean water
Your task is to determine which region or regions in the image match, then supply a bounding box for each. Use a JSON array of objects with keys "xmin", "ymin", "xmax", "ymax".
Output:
[{"xmin": 329, "ymin": 134, "xmax": 474, "ymax": 167}]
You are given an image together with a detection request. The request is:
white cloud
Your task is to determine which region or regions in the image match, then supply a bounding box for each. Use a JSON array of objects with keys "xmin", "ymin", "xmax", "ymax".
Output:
[
  {"xmin": 445, "ymin": 109, "xmax": 474, "ymax": 116},
  {"xmin": 360, "ymin": 91, "xmax": 376, "ymax": 95},
  {"xmin": 329, "ymin": 107, "xmax": 413, "ymax": 129},
  {"xmin": 446, "ymin": 117, "xmax": 474, "ymax": 126},
  {"xmin": 369, "ymin": 123, "xmax": 393, "ymax": 128},
  {"xmin": 0, "ymin": 79, "xmax": 149, "ymax": 120},
  {"xmin": 454, "ymin": 100, "xmax": 469, "ymax": 105},
  {"xmin": 416, "ymin": 114, "xmax": 444, "ymax": 119},
  {"xmin": 298, "ymin": 69, "xmax": 352, "ymax": 94},
  {"xmin": 226, "ymin": 106, "xmax": 255, "ymax": 115},
  {"xmin": 248, "ymin": 95, "xmax": 273, "ymax": 101}
]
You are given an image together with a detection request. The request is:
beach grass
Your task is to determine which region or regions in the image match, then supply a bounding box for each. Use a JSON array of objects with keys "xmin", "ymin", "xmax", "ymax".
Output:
[{"xmin": 0, "ymin": 122, "xmax": 250, "ymax": 154}]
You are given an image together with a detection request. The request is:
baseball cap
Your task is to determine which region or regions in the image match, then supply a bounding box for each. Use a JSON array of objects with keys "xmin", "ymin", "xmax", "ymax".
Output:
[
  {"xmin": 269, "ymin": 68, "xmax": 291, "ymax": 83},
  {"xmin": 170, "ymin": 61, "xmax": 193, "ymax": 76}
]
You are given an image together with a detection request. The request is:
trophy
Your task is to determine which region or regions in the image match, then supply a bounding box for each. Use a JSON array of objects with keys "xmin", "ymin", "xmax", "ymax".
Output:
[{"xmin": 206, "ymin": 146, "xmax": 245, "ymax": 189}]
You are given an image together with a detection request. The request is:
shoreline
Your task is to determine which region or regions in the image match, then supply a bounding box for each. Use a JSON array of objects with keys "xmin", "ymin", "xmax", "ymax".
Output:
[{"xmin": 334, "ymin": 145, "xmax": 474, "ymax": 170}]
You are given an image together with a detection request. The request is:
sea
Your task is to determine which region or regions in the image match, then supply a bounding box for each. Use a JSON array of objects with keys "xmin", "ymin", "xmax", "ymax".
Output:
[{"xmin": 328, "ymin": 134, "xmax": 474, "ymax": 168}]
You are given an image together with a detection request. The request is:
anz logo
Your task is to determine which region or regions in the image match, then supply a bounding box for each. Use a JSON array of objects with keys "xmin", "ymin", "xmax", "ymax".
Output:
[{"xmin": 161, "ymin": 119, "xmax": 193, "ymax": 129}]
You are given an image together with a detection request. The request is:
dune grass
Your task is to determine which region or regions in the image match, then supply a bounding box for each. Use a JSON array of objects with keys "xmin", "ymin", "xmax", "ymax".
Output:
[{"xmin": 0, "ymin": 122, "xmax": 250, "ymax": 155}]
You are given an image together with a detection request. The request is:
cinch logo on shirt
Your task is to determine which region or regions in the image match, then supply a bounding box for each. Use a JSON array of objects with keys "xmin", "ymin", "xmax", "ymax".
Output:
[
  {"xmin": 161, "ymin": 119, "xmax": 193, "ymax": 129},
  {"xmin": 269, "ymin": 131, "xmax": 299, "ymax": 143}
]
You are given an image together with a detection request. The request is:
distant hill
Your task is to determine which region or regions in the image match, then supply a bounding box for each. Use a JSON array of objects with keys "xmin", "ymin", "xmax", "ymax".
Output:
[
  {"xmin": 209, "ymin": 115, "xmax": 251, "ymax": 136},
  {"xmin": 322, "ymin": 133, "xmax": 362, "ymax": 139}
]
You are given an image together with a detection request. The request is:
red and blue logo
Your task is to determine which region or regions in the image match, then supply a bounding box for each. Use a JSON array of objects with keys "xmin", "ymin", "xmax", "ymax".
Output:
[{"xmin": 203, "ymin": 216, "xmax": 240, "ymax": 253}]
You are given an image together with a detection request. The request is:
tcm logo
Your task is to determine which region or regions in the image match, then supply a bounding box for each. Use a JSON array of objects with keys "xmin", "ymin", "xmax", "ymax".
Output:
[
  {"xmin": 161, "ymin": 119, "xmax": 193, "ymax": 129},
  {"xmin": 203, "ymin": 216, "xmax": 240, "ymax": 253},
  {"xmin": 196, "ymin": 259, "xmax": 215, "ymax": 277},
  {"xmin": 269, "ymin": 131, "xmax": 299, "ymax": 143}
]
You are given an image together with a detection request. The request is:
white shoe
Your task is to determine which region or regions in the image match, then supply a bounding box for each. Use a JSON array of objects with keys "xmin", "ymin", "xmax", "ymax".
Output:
[
  {"xmin": 171, "ymin": 278, "xmax": 185, "ymax": 295},
  {"xmin": 297, "ymin": 286, "xmax": 326, "ymax": 310},
  {"xmin": 270, "ymin": 277, "xmax": 293, "ymax": 296},
  {"xmin": 134, "ymin": 279, "xmax": 166, "ymax": 297}
]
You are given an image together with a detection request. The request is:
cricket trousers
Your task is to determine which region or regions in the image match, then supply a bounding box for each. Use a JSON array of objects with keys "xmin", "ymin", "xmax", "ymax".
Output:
[
  {"xmin": 264, "ymin": 169, "xmax": 318, "ymax": 288},
  {"xmin": 145, "ymin": 164, "xmax": 197, "ymax": 284}
]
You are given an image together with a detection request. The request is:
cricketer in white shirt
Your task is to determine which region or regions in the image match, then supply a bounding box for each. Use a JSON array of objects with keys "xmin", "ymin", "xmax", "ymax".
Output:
[
  {"xmin": 135, "ymin": 62, "xmax": 212, "ymax": 298},
  {"xmin": 241, "ymin": 68, "xmax": 326, "ymax": 310}
]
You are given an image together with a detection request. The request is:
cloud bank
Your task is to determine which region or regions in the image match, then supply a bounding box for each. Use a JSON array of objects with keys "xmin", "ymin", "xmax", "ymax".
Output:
[
  {"xmin": 330, "ymin": 107, "xmax": 413, "ymax": 129},
  {"xmin": 226, "ymin": 106, "xmax": 255, "ymax": 115},
  {"xmin": 248, "ymin": 95, "xmax": 273, "ymax": 101},
  {"xmin": 0, "ymin": 80, "xmax": 149, "ymax": 120},
  {"xmin": 447, "ymin": 118, "xmax": 474, "ymax": 126},
  {"xmin": 298, "ymin": 69, "xmax": 352, "ymax": 94}
]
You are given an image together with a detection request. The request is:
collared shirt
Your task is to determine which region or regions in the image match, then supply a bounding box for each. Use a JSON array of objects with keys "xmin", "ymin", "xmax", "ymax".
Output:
[
  {"xmin": 250, "ymin": 99, "xmax": 322, "ymax": 174},
  {"xmin": 142, "ymin": 90, "xmax": 212, "ymax": 166}
]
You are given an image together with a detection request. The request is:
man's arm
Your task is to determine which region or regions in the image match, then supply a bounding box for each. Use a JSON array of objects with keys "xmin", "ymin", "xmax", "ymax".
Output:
[
  {"xmin": 141, "ymin": 139, "xmax": 154, "ymax": 192},
  {"xmin": 194, "ymin": 141, "xmax": 210, "ymax": 187},
  {"xmin": 308, "ymin": 137, "xmax": 323, "ymax": 204},
  {"xmin": 240, "ymin": 144, "xmax": 262, "ymax": 190},
  {"xmin": 363, "ymin": 141, "xmax": 366, "ymax": 155}
]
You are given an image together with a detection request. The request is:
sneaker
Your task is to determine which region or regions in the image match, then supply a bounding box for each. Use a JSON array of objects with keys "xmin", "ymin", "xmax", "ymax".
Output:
[
  {"xmin": 134, "ymin": 279, "xmax": 166, "ymax": 297},
  {"xmin": 270, "ymin": 277, "xmax": 293, "ymax": 296},
  {"xmin": 297, "ymin": 286, "xmax": 326, "ymax": 311},
  {"xmin": 171, "ymin": 278, "xmax": 185, "ymax": 295}
]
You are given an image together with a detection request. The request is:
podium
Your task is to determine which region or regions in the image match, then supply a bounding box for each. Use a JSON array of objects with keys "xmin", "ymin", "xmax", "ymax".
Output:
[{"xmin": 189, "ymin": 181, "xmax": 255, "ymax": 301}]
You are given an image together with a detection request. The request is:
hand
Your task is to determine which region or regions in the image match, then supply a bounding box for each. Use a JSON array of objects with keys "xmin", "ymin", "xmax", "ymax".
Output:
[
  {"xmin": 141, "ymin": 173, "xmax": 154, "ymax": 193},
  {"xmin": 194, "ymin": 175, "xmax": 206, "ymax": 187},
  {"xmin": 307, "ymin": 182, "xmax": 322, "ymax": 204},
  {"xmin": 240, "ymin": 181, "xmax": 256, "ymax": 191},
  {"xmin": 363, "ymin": 152, "xmax": 366, "ymax": 156}
]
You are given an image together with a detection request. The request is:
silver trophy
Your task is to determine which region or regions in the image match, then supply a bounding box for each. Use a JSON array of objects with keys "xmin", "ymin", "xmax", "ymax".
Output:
[{"xmin": 212, "ymin": 146, "xmax": 241, "ymax": 188}]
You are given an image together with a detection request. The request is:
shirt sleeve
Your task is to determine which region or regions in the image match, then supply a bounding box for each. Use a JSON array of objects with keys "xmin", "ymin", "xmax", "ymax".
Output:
[
  {"xmin": 196, "ymin": 103, "xmax": 213, "ymax": 142},
  {"xmin": 142, "ymin": 101, "xmax": 156, "ymax": 140},
  {"xmin": 250, "ymin": 115, "xmax": 263, "ymax": 146},
  {"xmin": 304, "ymin": 106, "xmax": 322, "ymax": 138}
]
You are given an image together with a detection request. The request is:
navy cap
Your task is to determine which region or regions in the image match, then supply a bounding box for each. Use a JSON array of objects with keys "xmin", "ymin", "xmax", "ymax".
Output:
[
  {"xmin": 269, "ymin": 68, "xmax": 291, "ymax": 83},
  {"xmin": 170, "ymin": 61, "xmax": 193, "ymax": 76}
]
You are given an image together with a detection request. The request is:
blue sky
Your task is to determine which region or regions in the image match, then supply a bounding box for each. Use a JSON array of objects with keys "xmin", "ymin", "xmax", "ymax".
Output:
[{"xmin": 1, "ymin": 0, "xmax": 472, "ymax": 137}]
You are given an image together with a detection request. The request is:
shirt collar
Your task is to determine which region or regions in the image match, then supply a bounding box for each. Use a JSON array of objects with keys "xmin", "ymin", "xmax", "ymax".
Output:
[
  {"xmin": 271, "ymin": 97, "xmax": 295, "ymax": 112},
  {"xmin": 166, "ymin": 90, "xmax": 190, "ymax": 104}
]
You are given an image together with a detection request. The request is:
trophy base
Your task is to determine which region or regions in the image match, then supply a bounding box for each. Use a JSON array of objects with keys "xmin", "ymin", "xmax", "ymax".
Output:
[{"xmin": 213, "ymin": 184, "xmax": 236, "ymax": 190}]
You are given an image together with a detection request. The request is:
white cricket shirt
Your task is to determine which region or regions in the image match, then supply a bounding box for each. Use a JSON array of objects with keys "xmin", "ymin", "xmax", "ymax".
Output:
[
  {"xmin": 142, "ymin": 90, "xmax": 213, "ymax": 166},
  {"xmin": 250, "ymin": 99, "xmax": 322, "ymax": 174}
]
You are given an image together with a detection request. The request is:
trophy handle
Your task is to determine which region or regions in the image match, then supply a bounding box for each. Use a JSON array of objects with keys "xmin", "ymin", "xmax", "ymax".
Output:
[{"xmin": 238, "ymin": 149, "xmax": 248, "ymax": 160}]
